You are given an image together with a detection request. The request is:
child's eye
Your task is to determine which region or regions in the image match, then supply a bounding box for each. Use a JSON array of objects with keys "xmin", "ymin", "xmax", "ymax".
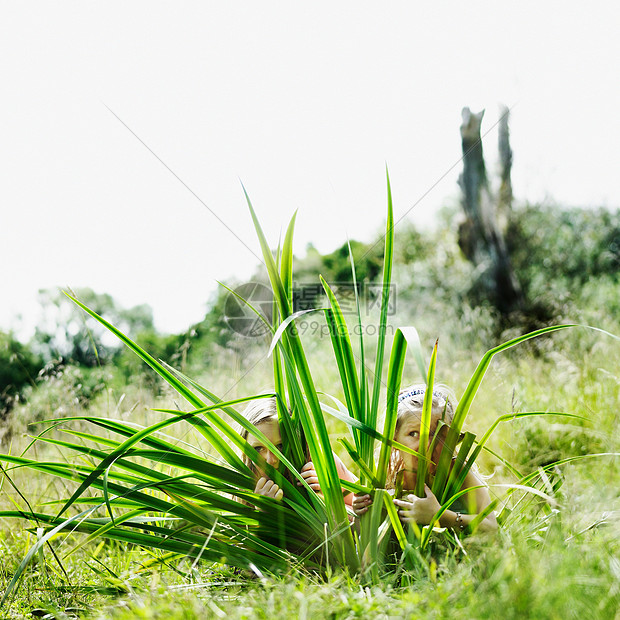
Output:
[
  {"xmin": 409, "ymin": 431, "xmax": 419, "ymax": 438},
  {"xmin": 255, "ymin": 446, "xmax": 265, "ymax": 453}
]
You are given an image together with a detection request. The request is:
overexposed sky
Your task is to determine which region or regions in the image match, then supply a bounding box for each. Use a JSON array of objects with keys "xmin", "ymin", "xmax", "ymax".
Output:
[{"xmin": 2, "ymin": 2, "xmax": 619, "ymax": 338}]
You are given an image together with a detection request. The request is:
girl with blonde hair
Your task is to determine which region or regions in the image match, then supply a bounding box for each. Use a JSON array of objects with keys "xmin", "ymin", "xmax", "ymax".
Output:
[
  {"xmin": 352, "ymin": 384, "xmax": 497, "ymax": 533},
  {"xmin": 239, "ymin": 396, "xmax": 356, "ymax": 505}
]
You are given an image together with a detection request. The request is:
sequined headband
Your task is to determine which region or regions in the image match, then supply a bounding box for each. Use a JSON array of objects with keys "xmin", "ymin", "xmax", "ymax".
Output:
[{"xmin": 398, "ymin": 389, "xmax": 445, "ymax": 404}]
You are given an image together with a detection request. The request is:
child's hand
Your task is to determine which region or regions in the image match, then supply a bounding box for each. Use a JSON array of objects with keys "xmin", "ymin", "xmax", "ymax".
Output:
[
  {"xmin": 300, "ymin": 459, "xmax": 357, "ymax": 506},
  {"xmin": 299, "ymin": 461, "xmax": 321, "ymax": 492},
  {"xmin": 352, "ymin": 493, "xmax": 372, "ymax": 516},
  {"xmin": 254, "ymin": 476, "xmax": 284, "ymax": 501},
  {"xmin": 393, "ymin": 485, "xmax": 440, "ymax": 526}
]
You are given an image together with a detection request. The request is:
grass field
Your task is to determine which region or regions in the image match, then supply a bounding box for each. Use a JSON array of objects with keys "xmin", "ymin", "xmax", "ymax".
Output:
[
  {"xmin": 1, "ymin": 202, "xmax": 618, "ymax": 618},
  {"xmin": 1, "ymin": 314, "xmax": 618, "ymax": 618}
]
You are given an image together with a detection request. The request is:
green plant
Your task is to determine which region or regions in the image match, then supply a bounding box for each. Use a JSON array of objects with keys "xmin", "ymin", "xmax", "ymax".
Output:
[
  {"xmin": 0, "ymin": 332, "xmax": 43, "ymax": 415},
  {"xmin": 0, "ymin": 173, "xmax": 617, "ymax": 607}
]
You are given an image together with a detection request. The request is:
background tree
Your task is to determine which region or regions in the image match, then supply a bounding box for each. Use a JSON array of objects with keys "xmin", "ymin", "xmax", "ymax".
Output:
[
  {"xmin": 33, "ymin": 288, "xmax": 155, "ymax": 367},
  {"xmin": 0, "ymin": 332, "xmax": 42, "ymax": 415}
]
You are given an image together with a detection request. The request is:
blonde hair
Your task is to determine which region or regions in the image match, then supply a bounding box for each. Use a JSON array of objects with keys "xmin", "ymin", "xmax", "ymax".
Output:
[
  {"xmin": 239, "ymin": 397, "xmax": 279, "ymax": 478},
  {"xmin": 386, "ymin": 383, "xmax": 457, "ymax": 488}
]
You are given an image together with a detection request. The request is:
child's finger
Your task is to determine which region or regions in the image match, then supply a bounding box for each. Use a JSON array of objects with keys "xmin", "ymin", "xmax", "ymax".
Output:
[
  {"xmin": 393, "ymin": 499, "xmax": 413, "ymax": 508},
  {"xmin": 301, "ymin": 461, "xmax": 314, "ymax": 472},
  {"xmin": 300, "ymin": 469, "xmax": 317, "ymax": 479},
  {"xmin": 297, "ymin": 476, "xmax": 319, "ymax": 486},
  {"xmin": 274, "ymin": 488, "xmax": 284, "ymax": 501},
  {"xmin": 353, "ymin": 495, "xmax": 372, "ymax": 508},
  {"xmin": 267, "ymin": 484, "xmax": 280, "ymax": 498},
  {"xmin": 255, "ymin": 477, "xmax": 267, "ymax": 492}
]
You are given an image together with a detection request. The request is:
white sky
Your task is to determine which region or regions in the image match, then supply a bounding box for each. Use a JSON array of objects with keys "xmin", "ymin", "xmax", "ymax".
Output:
[{"xmin": 2, "ymin": 2, "xmax": 619, "ymax": 338}]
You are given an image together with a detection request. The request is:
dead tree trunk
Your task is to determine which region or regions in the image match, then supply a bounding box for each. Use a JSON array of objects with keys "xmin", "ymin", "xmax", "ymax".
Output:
[
  {"xmin": 457, "ymin": 106, "xmax": 522, "ymax": 314},
  {"xmin": 497, "ymin": 104, "xmax": 513, "ymax": 216}
]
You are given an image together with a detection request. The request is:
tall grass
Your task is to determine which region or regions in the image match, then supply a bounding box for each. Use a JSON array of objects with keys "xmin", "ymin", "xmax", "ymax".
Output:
[{"xmin": 0, "ymin": 173, "xmax": 618, "ymax": 606}]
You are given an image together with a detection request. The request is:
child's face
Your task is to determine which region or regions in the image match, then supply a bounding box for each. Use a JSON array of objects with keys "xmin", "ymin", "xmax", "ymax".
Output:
[
  {"xmin": 250, "ymin": 419, "xmax": 283, "ymax": 476},
  {"xmin": 394, "ymin": 409, "xmax": 446, "ymax": 473}
]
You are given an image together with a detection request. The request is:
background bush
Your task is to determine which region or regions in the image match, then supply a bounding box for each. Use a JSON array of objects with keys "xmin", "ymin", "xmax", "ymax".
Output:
[{"xmin": 0, "ymin": 331, "xmax": 42, "ymax": 416}]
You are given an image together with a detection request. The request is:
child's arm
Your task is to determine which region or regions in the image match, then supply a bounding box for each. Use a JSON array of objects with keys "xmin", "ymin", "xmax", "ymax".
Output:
[
  {"xmin": 335, "ymin": 453, "xmax": 357, "ymax": 507},
  {"xmin": 300, "ymin": 454, "xmax": 357, "ymax": 506},
  {"xmin": 458, "ymin": 469, "xmax": 498, "ymax": 532},
  {"xmin": 393, "ymin": 472, "xmax": 497, "ymax": 533}
]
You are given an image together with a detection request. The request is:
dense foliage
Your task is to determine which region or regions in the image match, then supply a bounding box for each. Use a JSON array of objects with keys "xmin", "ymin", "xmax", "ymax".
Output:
[
  {"xmin": 0, "ymin": 332, "xmax": 42, "ymax": 415},
  {"xmin": 508, "ymin": 204, "xmax": 620, "ymax": 287}
]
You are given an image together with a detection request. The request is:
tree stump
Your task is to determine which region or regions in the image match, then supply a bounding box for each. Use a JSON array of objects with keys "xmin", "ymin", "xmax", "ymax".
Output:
[{"xmin": 457, "ymin": 107, "xmax": 522, "ymax": 314}]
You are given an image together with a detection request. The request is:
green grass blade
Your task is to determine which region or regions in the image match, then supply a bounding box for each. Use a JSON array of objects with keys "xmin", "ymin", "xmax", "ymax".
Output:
[
  {"xmin": 154, "ymin": 403, "xmax": 321, "ymax": 519},
  {"xmin": 376, "ymin": 328, "xmax": 407, "ymax": 488},
  {"xmin": 433, "ymin": 324, "xmax": 579, "ymax": 498},
  {"xmin": 369, "ymin": 167, "xmax": 394, "ymax": 431},
  {"xmin": 32, "ymin": 433, "xmax": 255, "ymax": 493},
  {"xmin": 54, "ymin": 415, "xmax": 215, "ymax": 461},
  {"xmin": 346, "ymin": 240, "xmax": 373, "ymax": 478},
  {"xmin": 321, "ymin": 278, "xmax": 362, "ymax": 419},
  {"xmin": 63, "ymin": 509, "xmax": 150, "ymax": 558},
  {"xmin": 243, "ymin": 184, "xmax": 293, "ymax": 319},
  {"xmin": 420, "ymin": 485, "xmax": 486, "ymax": 548},
  {"xmin": 215, "ymin": 278, "xmax": 306, "ymax": 466},
  {"xmin": 65, "ymin": 294, "xmax": 250, "ymax": 470},
  {"xmin": 467, "ymin": 498, "xmax": 499, "ymax": 533},
  {"xmin": 443, "ymin": 431, "xmax": 477, "ymax": 500},
  {"xmin": 55, "ymin": 396, "xmax": 262, "ymax": 520},
  {"xmin": 338, "ymin": 438, "xmax": 380, "ymax": 487},
  {"xmin": 320, "ymin": 400, "xmax": 429, "ymax": 463},
  {"xmin": 268, "ymin": 308, "xmax": 324, "ymax": 357},
  {"xmin": 506, "ymin": 452, "xmax": 620, "ymax": 505},
  {"xmin": 281, "ymin": 211, "xmax": 297, "ymax": 309},
  {"xmin": 415, "ymin": 340, "xmax": 438, "ymax": 498},
  {"xmin": 1, "ymin": 505, "xmax": 99, "ymax": 607},
  {"xmin": 453, "ymin": 325, "xmax": 580, "ymax": 431},
  {"xmin": 65, "ymin": 293, "xmax": 204, "ymax": 408},
  {"xmin": 339, "ymin": 479, "xmax": 372, "ymax": 495},
  {"xmin": 446, "ymin": 412, "xmax": 586, "ymax": 500},
  {"xmin": 403, "ymin": 325, "xmax": 427, "ymax": 384},
  {"xmin": 383, "ymin": 492, "xmax": 412, "ymax": 550},
  {"xmin": 360, "ymin": 488, "xmax": 389, "ymax": 582}
]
